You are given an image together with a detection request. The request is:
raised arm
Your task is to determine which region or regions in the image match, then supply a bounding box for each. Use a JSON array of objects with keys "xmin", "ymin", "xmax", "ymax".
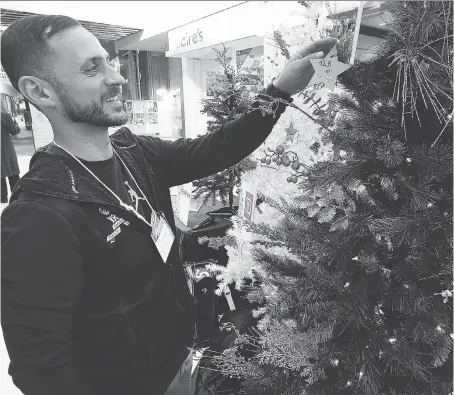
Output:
[
  {"xmin": 137, "ymin": 38, "xmax": 338, "ymax": 188},
  {"xmin": 137, "ymin": 85, "xmax": 291, "ymax": 187},
  {"xmin": 1, "ymin": 201, "xmax": 94, "ymax": 395}
]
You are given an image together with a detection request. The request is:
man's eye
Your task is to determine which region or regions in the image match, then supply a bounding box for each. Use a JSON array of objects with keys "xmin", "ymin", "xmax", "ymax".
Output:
[{"xmin": 86, "ymin": 64, "xmax": 99, "ymax": 73}]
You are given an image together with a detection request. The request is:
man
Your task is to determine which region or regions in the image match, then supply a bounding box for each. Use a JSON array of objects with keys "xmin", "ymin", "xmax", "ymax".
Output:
[
  {"xmin": 1, "ymin": 111, "xmax": 20, "ymax": 203},
  {"xmin": 1, "ymin": 14, "xmax": 336, "ymax": 395}
]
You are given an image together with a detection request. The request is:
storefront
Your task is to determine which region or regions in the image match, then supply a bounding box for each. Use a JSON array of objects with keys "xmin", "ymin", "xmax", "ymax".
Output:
[
  {"xmin": 165, "ymin": 1, "xmax": 266, "ymax": 139},
  {"xmin": 114, "ymin": 50, "xmax": 183, "ymax": 139},
  {"xmin": 161, "ymin": 1, "xmax": 364, "ymax": 225},
  {"xmin": 164, "ymin": 1, "xmax": 364, "ymax": 139}
]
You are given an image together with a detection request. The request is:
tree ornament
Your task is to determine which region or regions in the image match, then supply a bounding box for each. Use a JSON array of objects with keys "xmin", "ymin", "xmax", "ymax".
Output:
[
  {"xmin": 388, "ymin": 338, "xmax": 397, "ymax": 344},
  {"xmin": 376, "ymin": 305, "xmax": 385, "ymax": 315},
  {"xmin": 266, "ymin": 158, "xmax": 271, "ymax": 165},
  {"xmin": 308, "ymin": 46, "xmax": 351, "ymax": 91},
  {"xmin": 300, "ymin": 168, "xmax": 309, "ymax": 176},
  {"xmin": 435, "ymin": 289, "xmax": 453, "ymax": 303},
  {"xmin": 276, "ymin": 145, "xmax": 285, "ymax": 154},
  {"xmin": 427, "ymin": 202, "xmax": 433, "ymax": 208},
  {"xmin": 291, "ymin": 161, "xmax": 301, "ymax": 171},
  {"xmin": 406, "ymin": 157, "xmax": 412, "ymax": 163},
  {"xmin": 352, "ymin": 256, "xmax": 359, "ymax": 261},
  {"xmin": 285, "ymin": 121, "xmax": 299, "ymax": 142},
  {"xmin": 282, "ymin": 156, "xmax": 291, "ymax": 167}
]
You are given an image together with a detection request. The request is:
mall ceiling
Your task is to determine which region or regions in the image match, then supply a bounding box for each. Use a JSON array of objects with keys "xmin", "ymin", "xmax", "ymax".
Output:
[{"xmin": 0, "ymin": 8, "xmax": 142, "ymax": 42}]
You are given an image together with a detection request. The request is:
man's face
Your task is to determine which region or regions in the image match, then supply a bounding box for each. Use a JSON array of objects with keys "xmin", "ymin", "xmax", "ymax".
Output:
[{"xmin": 47, "ymin": 25, "xmax": 128, "ymax": 127}]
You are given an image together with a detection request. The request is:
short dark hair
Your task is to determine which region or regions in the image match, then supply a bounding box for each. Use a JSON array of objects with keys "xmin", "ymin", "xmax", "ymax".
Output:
[{"xmin": 1, "ymin": 15, "xmax": 81, "ymax": 92}]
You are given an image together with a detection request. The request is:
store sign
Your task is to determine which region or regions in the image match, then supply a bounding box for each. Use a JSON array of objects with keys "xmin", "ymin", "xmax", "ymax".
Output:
[
  {"xmin": 236, "ymin": 48, "xmax": 252, "ymax": 70},
  {"xmin": 172, "ymin": 28, "xmax": 204, "ymax": 51},
  {"xmin": 167, "ymin": 2, "xmax": 264, "ymax": 56}
]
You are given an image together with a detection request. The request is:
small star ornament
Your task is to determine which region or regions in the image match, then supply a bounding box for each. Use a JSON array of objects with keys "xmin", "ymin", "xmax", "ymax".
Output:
[
  {"xmin": 285, "ymin": 121, "xmax": 298, "ymax": 142},
  {"xmin": 309, "ymin": 46, "xmax": 351, "ymax": 91}
]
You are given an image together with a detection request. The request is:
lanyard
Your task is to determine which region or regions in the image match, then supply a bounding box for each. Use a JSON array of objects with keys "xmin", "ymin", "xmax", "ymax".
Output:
[
  {"xmin": 111, "ymin": 146, "xmax": 156, "ymax": 215},
  {"xmin": 52, "ymin": 141, "xmax": 156, "ymax": 228}
]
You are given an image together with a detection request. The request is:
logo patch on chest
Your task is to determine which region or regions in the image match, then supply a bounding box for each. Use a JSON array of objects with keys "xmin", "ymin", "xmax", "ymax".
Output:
[
  {"xmin": 125, "ymin": 180, "xmax": 146, "ymax": 211},
  {"xmin": 99, "ymin": 207, "xmax": 130, "ymax": 243}
]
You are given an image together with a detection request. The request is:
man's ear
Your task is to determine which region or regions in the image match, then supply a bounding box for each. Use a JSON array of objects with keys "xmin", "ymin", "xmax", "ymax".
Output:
[{"xmin": 17, "ymin": 76, "xmax": 58, "ymax": 110}]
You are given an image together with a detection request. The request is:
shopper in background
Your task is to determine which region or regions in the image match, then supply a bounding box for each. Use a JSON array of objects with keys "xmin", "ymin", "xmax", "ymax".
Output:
[
  {"xmin": 1, "ymin": 14, "xmax": 336, "ymax": 395},
  {"xmin": 1, "ymin": 111, "xmax": 20, "ymax": 203},
  {"xmin": 13, "ymin": 117, "xmax": 21, "ymax": 133}
]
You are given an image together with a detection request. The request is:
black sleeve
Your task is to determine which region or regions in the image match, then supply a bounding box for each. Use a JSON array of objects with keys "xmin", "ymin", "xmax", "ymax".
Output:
[
  {"xmin": 1, "ymin": 200, "xmax": 95, "ymax": 395},
  {"xmin": 137, "ymin": 84, "xmax": 292, "ymax": 187}
]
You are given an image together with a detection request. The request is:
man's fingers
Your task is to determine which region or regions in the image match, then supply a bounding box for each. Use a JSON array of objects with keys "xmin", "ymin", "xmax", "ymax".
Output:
[
  {"xmin": 310, "ymin": 51, "xmax": 325, "ymax": 60},
  {"xmin": 288, "ymin": 37, "xmax": 338, "ymax": 63},
  {"xmin": 289, "ymin": 51, "xmax": 324, "ymax": 72}
]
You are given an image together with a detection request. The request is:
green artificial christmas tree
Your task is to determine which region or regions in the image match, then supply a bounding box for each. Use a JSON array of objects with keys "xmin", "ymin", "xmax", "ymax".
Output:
[
  {"xmin": 192, "ymin": 47, "xmax": 261, "ymax": 210},
  {"xmin": 207, "ymin": 2, "xmax": 453, "ymax": 394}
]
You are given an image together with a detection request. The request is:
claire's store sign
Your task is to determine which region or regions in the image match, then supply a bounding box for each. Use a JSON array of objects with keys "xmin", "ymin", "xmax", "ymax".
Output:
[
  {"xmin": 166, "ymin": 2, "xmax": 264, "ymax": 56},
  {"xmin": 173, "ymin": 28, "xmax": 204, "ymax": 50}
]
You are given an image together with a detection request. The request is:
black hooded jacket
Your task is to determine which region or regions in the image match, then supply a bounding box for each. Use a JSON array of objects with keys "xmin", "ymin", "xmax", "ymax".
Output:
[{"xmin": 1, "ymin": 87, "xmax": 290, "ymax": 395}]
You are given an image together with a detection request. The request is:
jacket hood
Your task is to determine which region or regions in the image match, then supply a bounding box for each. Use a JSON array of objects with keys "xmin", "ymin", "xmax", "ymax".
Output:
[{"xmin": 10, "ymin": 127, "xmax": 135, "ymax": 206}]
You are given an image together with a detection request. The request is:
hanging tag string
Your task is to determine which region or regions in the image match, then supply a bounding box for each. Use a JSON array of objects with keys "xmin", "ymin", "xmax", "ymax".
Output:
[{"xmin": 52, "ymin": 141, "xmax": 154, "ymax": 228}]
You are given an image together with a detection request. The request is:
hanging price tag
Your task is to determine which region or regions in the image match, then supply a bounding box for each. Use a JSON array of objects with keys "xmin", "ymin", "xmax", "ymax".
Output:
[{"xmin": 223, "ymin": 285, "xmax": 236, "ymax": 311}]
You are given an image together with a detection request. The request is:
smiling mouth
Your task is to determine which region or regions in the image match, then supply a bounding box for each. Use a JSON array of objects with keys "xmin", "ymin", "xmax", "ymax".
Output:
[{"xmin": 105, "ymin": 95, "xmax": 122, "ymax": 103}]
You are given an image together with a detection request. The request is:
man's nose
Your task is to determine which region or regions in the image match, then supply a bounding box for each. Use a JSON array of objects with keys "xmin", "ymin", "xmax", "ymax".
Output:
[{"xmin": 104, "ymin": 67, "xmax": 126, "ymax": 86}]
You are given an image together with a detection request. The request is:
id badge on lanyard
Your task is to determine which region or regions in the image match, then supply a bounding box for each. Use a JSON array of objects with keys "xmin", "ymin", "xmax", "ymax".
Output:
[{"xmin": 150, "ymin": 211, "xmax": 175, "ymax": 264}]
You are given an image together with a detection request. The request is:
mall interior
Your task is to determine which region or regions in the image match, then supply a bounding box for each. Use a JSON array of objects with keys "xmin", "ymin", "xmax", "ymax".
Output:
[
  {"xmin": 0, "ymin": 2, "xmax": 393, "ymax": 394},
  {"xmin": 0, "ymin": 1, "xmax": 391, "ymax": 226}
]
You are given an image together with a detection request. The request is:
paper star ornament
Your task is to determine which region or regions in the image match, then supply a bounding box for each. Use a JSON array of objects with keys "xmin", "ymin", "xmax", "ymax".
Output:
[
  {"xmin": 285, "ymin": 121, "xmax": 298, "ymax": 142},
  {"xmin": 308, "ymin": 46, "xmax": 351, "ymax": 91}
]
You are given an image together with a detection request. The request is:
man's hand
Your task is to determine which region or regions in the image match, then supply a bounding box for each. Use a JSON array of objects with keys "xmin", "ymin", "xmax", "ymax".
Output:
[{"xmin": 272, "ymin": 38, "xmax": 338, "ymax": 96}]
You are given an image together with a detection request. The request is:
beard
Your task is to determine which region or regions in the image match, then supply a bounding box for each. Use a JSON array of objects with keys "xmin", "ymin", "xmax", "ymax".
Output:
[{"xmin": 56, "ymin": 84, "xmax": 128, "ymax": 127}]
